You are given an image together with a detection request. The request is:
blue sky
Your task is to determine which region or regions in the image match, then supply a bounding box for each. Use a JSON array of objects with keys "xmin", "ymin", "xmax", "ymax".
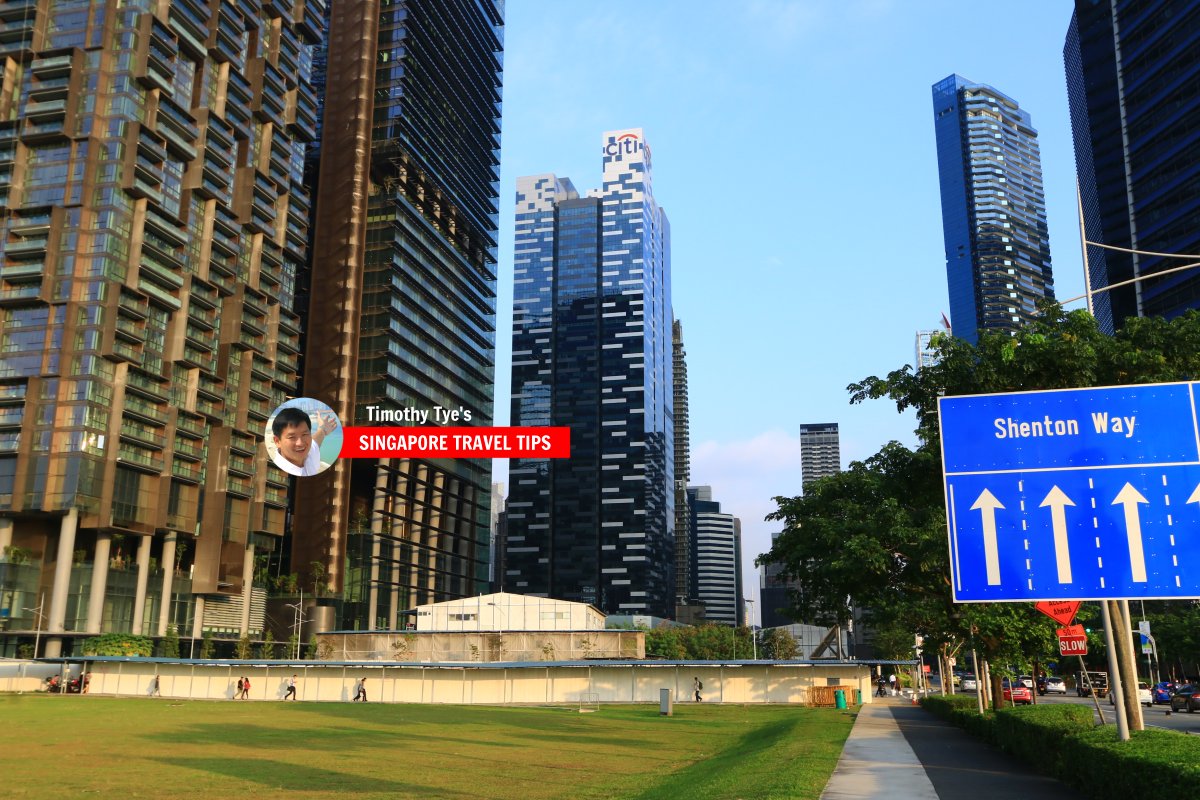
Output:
[{"xmin": 491, "ymin": 1, "xmax": 1087, "ymax": 621}]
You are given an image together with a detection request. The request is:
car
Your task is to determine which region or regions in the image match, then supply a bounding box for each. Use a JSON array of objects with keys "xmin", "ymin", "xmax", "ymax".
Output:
[
  {"xmin": 1002, "ymin": 679, "xmax": 1032, "ymax": 705},
  {"xmin": 1019, "ymin": 675, "xmax": 1034, "ymax": 689},
  {"xmin": 1111, "ymin": 682, "xmax": 1154, "ymax": 706},
  {"xmin": 1171, "ymin": 685, "xmax": 1200, "ymax": 712},
  {"xmin": 1043, "ymin": 677, "xmax": 1067, "ymax": 694},
  {"xmin": 961, "ymin": 674, "xmax": 978, "ymax": 692},
  {"xmin": 1152, "ymin": 682, "xmax": 1175, "ymax": 704}
]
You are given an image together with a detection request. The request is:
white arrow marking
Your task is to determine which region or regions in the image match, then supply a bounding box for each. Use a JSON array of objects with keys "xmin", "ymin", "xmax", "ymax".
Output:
[
  {"xmin": 1113, "ymin": 483, "xmax": 1150, "ymax": 583},
  {"xmin": 971, "ymin": 489, "xmax": 1005, "ymax": 585},
  {"xmin": 1039, "ymin": 485, "xmax": 1076, "ymax": 584}
]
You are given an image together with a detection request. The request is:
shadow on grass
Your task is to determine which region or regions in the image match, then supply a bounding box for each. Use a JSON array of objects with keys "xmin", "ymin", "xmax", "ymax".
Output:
[
  {"xmin": 627, "ymin": 713, "xmax": 845, "ymax": 800},
  {"xmin": 147, "ymin": 756, "xmax": 456, "ymax": 797}
]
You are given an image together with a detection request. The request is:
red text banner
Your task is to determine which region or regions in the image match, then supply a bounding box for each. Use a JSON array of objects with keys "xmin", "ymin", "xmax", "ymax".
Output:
[{"xmin": 341, "ymin": 427, "xmax": 570, "ymax": 459}]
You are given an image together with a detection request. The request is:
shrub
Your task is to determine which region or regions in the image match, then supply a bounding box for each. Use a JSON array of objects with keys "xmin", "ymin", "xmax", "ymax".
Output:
[
  {"xmin": 992, "ymin": 703, "xmax": 1093, "ymax": 776},
  {"xmin": 81, "ymin": 633, "xmax": 153, "ymax": 657},
  {"xmin": 920, "ymin": 694, "xmax": 996, "ymax": 743},
  {"xmin": 234, "ymin": 634, "xmax": 252, "ymax": 660},
  {"xmin": 1057, "ymin": 725, "xmax": 1200, "ymax": 800}
]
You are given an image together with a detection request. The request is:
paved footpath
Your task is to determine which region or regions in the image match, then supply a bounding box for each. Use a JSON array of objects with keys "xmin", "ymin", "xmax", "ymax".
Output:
[{"xmin": 821, "ymin": 699, "xmax": 1085, "ymax": 800}]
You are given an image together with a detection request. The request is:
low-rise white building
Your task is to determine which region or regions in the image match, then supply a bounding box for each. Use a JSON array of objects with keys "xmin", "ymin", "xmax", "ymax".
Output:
[{"xmin": 413, "ymin": 592, "xmax": 605, "ymax": 632}]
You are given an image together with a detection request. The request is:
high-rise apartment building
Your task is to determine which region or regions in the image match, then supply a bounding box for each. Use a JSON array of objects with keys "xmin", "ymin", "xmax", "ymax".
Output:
[
  {"xmin": 672, "ymin": 319, "xmax": 691, "ymax": 603},
  {"xmin": 0, "ymin": 0, "xmax": 321, "ymax": 656},
  {"xmin": 687, "ymin": 486, "xmax": 740, "ymax": 627},
  {"xmin": 932, "ymin": 75, "xmax": 1055, "ymax": 344},
  {"xmin": 799, "ymin": 423, "xmax": 841, "ymax": 489},
  {"xmin": 295, "ymin": 0, "xmax": 504, "ymax": 629},
  {"xmin": 507, "ymin": 129, "xmax": 674, "ymax": 617},
  {"xmin": 1065, "ymin": 1, "xmax": 1200, "ymax": 333}
]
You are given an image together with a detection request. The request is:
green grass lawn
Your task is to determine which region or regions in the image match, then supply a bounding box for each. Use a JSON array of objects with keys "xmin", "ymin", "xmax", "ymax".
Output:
[{"xmin": 0, "ymin": 696, "xmax": 854, "ymax": 799}]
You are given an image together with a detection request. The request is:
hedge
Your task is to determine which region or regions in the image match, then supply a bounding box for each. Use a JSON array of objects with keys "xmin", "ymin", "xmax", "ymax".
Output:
[{"xmin": 920, "ymin": 696, "xmax": 1200, "ymax": 800}]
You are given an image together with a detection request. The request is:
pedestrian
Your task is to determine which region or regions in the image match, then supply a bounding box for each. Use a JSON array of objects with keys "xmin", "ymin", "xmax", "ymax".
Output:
[
  {"xmin": 284, "ymin": 674, "xmax": 297, "ymax": 701},
  {"xmin": 82, "ymin": 672, "xmax": 91, "ymax": 694},
  {"xmin": 888, "ymin": 673, "xmax": 897, "ymax": 696},
  {"xmin": 241, "ymin": 676, "xmax": 251, "ymax": 700},
  {"xmin": 355, "ymin": 676, "xmax": 368, "ymax": 702},
  {"xmin": 152, "ymin": 674, "xmax": 161, "ymax": 697},
  {"xmin": 235, "ymin": 677, "xmax": 243, "ymax": 699},
  {"xmin": 876, "ymin": 674, "xmax": 887, "ymax": 698},
  {"xmin": 693, "ymin": 676, "xmax": 703, "ymax": 703}
]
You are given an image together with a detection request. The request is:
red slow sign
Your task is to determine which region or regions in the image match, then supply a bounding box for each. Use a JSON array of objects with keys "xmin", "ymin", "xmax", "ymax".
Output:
[{"xmin": 1057, "ymin": 624, "xmax": 1088, "ymax": 656}]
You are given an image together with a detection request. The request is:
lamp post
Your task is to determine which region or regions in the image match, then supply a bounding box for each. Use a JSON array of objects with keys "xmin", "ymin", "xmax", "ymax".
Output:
[
  {"xmin": 286, "ymin": 591, "xmax": 307, "ymax": 660},
  {"xmin": 744, "ymin": 598, "xmax": 756, "ymax": 660},
  {"xmin": 21, "ymin": 593, "xmax": 45, "ymax": 659},
  {"xmin": 487, "ymin": 601, "xmax": 506, "ymax": 661}
]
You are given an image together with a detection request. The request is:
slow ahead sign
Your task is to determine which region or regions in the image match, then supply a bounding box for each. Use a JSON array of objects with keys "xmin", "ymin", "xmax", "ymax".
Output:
[{"xmin": 939, "ymin": 381, "xmax": 1200, "ymax": 602}]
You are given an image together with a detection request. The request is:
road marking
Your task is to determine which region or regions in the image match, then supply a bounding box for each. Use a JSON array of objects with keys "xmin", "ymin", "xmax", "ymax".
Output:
[{"xmin": 1113, "ymin": 483, "xmax": 1150, "ymax": 583}]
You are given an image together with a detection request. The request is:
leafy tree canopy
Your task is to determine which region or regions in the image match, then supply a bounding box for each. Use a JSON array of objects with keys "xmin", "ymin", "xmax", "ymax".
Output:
[{"xmin": 761, "ymin": 306, "xmax": 1200, "ymax": 669}]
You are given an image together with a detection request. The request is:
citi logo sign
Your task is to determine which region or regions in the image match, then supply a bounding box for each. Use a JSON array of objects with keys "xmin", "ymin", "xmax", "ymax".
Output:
[{"xmin": 604, "ymin": 133, "xmax": 642, "ymax": 157}]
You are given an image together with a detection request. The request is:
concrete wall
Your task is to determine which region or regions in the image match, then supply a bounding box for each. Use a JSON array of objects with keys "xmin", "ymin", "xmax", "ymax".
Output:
[{"xmin": 43, "ymin": 660, "xmax": 873, "ymax": 705}]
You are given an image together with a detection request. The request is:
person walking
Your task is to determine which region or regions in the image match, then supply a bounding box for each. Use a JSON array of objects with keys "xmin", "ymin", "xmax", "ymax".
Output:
[
  {"xmin": 888, "ymin": 673, "xmax": 897, "ymax": 697},
  {"xmin": 235, "ymin": 677, "xmax": 243, "ymax": 699},
  {"xmin": 240, "ymin": 676, "xmax": 251, "ymax": 700},
  {"xmin": 354, "ymin": 676, "xmax": 368, "ymax": 702},
  {"xmin": 693, "ymin": 676, "xmax": 703, "ymax": 703},
  {"xmin": 151, "ymin": 674, "xmax": 162, "ymax": 697},
  {"xmin": 284, "ymin": 674, "xmax": 297, "ymax": 701}
]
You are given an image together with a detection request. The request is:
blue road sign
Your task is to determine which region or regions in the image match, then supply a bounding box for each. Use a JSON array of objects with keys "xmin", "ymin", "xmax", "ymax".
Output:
[{"xmin": 939, "ymin": 381, "xmax": 1200, "ymax": 601}]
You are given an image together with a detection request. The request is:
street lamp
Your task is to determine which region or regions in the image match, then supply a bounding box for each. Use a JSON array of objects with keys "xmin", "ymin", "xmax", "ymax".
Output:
[
  {"xmin": 487, "ymin": 601, "xmax": 505, "ymax": 661},
  {"xmin": 286, "ymin": 591, "xmax": 307, "ymax": 660},
  {"xmin": 744, "ymin": 598, "xmax": 756, "ymax": 660},
  {"xmin": 21, "ymin": 593, "xmax": 45, "ymax": 659}
]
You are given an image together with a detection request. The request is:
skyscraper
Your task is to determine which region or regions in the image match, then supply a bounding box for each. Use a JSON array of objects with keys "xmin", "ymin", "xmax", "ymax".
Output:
[
  {"xmin": 672, "ymin": 319, "xmax": 692, "ymax": 603},
  {"xmin": 932, "ymin": 75, "xmax": 1055, "ymax": 344},
  {"xmin": 0, "ymin": 0, "xmax": 321, "ymax": 656},
  {"xmin": 687, "ymin": 486, "xmax": 741, "ymax": 627},
  {"xmin": 1065, "ymin": 1, "xmax": 1200, "ymax": 333},
  {"xmin": 799, "ymin": 423, "xmax": 841, "ymax": 488},
  {"xmin": 296, "ymin": 0, "xmax": 504, "ymax": 626},
  {"xmin": 507, "ymin": 129, "xmax": 674, "ymax": 617}
]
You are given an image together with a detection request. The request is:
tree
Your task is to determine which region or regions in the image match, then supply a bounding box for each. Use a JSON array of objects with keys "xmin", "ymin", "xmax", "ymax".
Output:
[
  {"xmin": 235, "ymin": 634, "xmax": 252, "ymax": 660},
  {"xmin": 199, "ymin": 631, "xmax": 214, "ymax": 659},
  {"xmin": 258, "ymin": 629, "xmax": 277, "ymax": 660},
  {"xmin": 758, "ymin": 628, "xmax": 798, "ymax": 660},
  {"xmin": 762, "ymin": 306, "xmax": 1200, "ymax": 708},
  {"xmin": 161, "ymin": 625, "xmax": 180, "ymax": 658}
]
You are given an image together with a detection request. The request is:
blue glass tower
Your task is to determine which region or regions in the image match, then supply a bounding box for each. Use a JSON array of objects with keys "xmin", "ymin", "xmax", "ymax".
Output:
[
  {"xmin": 1065, "ymin": 1, "xmax": 1200, "ymax": 332},
  {"xmin": 508, "ymin": 130, "xmax": 674, "ymax": 618},
  {"xmin": 932, "ymin": 75, "xmax": 1055, "ymax": 344}
]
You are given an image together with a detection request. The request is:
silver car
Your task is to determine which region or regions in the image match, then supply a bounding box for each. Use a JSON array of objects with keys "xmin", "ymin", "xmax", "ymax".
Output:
[
  {"xmin": 961, "ymin": 674, "xmax": 978, "ymax": 691},
  {"xmin": 1044, "ymin": 677, "xmax": 1067, "ymax": 694}
]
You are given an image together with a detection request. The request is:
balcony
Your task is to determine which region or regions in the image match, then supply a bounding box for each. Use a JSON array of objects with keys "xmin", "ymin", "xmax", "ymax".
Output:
[
  {"xmin": 5, "ymin": 236, "xmax": 48, "ymax": 260},
  {"xmin": 118, "ymin": 444, "xmax": 165, "ymax": 474},
  {"xmin": 123, "ymin": 394, "xmax": 168, "ymax": 425},
  {"xmin": 173, "ymin": 438, "xmax": 203, "ymax": 460},
  {"xmin": 171, "ymin": 459, "xmax": 202, "ymax": 483},
  {"xmin": 176, "ymin": 413, "xmax": 207, "ymax": 439},
  {"xmin": 119, "ymin": 421, "xmax": 166, "ymax": 449}
]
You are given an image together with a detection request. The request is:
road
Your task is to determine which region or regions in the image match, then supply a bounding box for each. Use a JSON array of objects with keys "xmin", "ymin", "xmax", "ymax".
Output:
[{"xmin": 944, "ymin": 687, "xmax": 1200, "ymax": 734}]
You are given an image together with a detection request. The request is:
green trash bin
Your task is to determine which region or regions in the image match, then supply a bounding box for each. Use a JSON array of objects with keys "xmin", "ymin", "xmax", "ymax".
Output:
[{"xmin": 834, "ymin": 689, "xmax": 847, "ymax": 710}]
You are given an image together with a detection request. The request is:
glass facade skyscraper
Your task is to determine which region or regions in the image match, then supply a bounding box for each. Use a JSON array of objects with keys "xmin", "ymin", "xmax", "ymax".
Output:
[
  {"xmin": 932, "ymin": 75, "xmax": 1054, "ymax": 344},
  {"xmin": 0, "ymin": 0, "xmax": 321, "ymax": 656},
  {"xmin": 508, "ymin": 129, "xmax": 674, "ymax": 618},
  {"xmin": 296, "ymin": 0, "xmax": 503, "ymax": 627},
  {"xmin": 686, "ymin": 486, "xmax": 740, "ymax": 627},
  {"xmin": 1065, "ymin": 1, "xmax": 1200, "ymax": 332}
]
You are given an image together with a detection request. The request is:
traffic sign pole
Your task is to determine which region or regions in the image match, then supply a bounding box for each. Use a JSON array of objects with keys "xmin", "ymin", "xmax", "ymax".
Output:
[
  {"xmin": 1101, "ymin": 602, "xmax": 1130, "ymax": 742},
  {"xmin": 1079, "ymin": 655, "xmax": 1105, "ymax": 723},
  {"xmin": 1117, "ymin": 599, "xmax": 1144, "ymax": 731}
]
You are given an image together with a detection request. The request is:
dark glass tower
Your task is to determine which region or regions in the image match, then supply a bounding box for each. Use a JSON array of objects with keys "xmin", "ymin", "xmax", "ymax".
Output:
[
  {"xmin": 1065, "ymin": 1, "xmax": 1200, "ymax": 332},
  {"xmin": 298, "ymin": 0, "xmax": 503, "ymax": 627},
  {"xmin": 932, "ymin": 75, "xmax": 1055, "ymax": 344},
  {"xmin": 0, "ymin": 0, "xmax": 321, "ymax": 656},
  {"xmin": 507, "ymin": 130, "xmax": 674, "ymax": 617}
]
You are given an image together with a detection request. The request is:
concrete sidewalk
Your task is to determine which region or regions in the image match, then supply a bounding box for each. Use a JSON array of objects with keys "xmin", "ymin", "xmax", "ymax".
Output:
[{"xmin": 821, "ymin": 700, "xmax": 1084, "ymax": 799}]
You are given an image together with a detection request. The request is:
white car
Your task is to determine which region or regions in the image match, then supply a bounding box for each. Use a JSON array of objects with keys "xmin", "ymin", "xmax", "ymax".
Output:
[
  {"xmin": 961, "ymin": 675, "xmax": 978, "ymax": 691},
  {"xmin": 1044, "ymin": 677, "xmax": 1067, "ymax": 694},
  {"xmin": 1108, "ymin": 682, "xmax": 1153, "ymax": 706}
]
